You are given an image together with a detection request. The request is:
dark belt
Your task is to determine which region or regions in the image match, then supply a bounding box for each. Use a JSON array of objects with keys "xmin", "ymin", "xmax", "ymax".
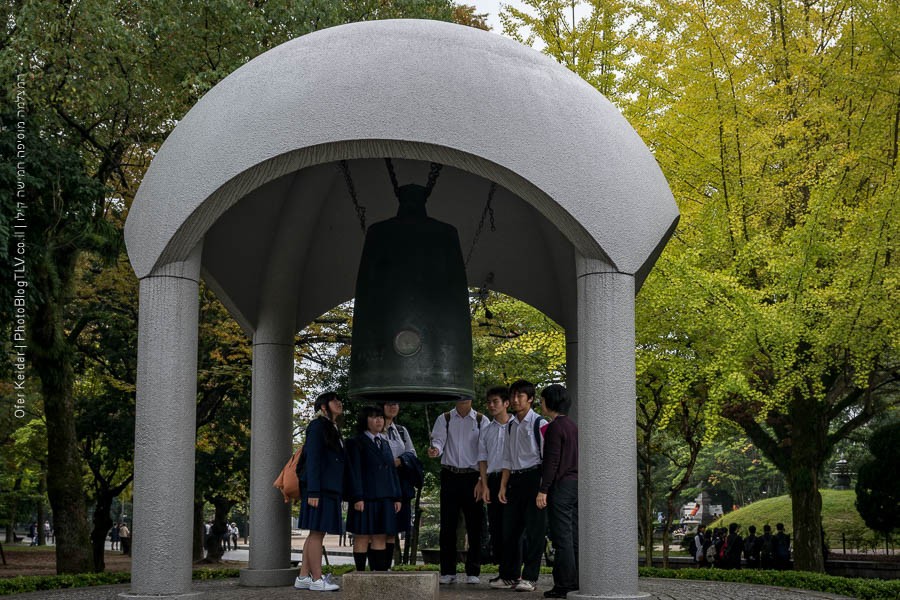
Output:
[
  {"xmin": 510, "ymin": 466, "xmax": 540, "ymax": 475},
  {"xmin": 442, "ymin": 465, "xmax": 479, "ymax": 474}
]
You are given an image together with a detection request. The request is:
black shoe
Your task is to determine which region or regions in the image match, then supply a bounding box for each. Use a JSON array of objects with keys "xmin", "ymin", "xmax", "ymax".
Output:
[{"xmin": 543, "ymin": 588, "xmax": 572, "ymax": 598}]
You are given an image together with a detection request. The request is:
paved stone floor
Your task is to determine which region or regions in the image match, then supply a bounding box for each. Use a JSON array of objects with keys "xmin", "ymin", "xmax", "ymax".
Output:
[{"xmin": 6, "ymin": 575, "xmax": 854, "ymax": 599}]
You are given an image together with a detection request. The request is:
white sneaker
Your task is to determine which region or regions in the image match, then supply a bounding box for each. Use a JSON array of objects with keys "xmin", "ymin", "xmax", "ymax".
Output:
[
  {"xmin": 515, "ymin": 579, "xmax": 537, "ymax": 592},
  {"xmin": 294, "ymin": 575, "xmax": 311, "ymax": 590},
  {"xmin": 466, "ymin": 575, "xmax": 480, "ymax": 584},
  {"xmin": 490, "ymin": 578, "xmax": 519, "ymax": 589},
  {"xmin": 439, "ymin": 574, "xmax": 457, "ymax": 584},
  {"xmin": 309, "ymin": 575, "xmax": 340, "ymax": 592}
]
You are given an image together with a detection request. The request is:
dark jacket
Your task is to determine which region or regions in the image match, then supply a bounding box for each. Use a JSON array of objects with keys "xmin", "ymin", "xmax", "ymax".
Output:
[
  {"xmin": 300, "ymin": 417, "xmax": 346, "ymax": 497},
  {"xmin": 397, "ymin": 451, "xmax": 424, "ymax": 499},
  {"xmin": 346, "ymin": 434, "xmax": 402, "ymax": 502},
  {"xmin": 539, "ymin": 415, "xmax": 578, "ymax": 493}
]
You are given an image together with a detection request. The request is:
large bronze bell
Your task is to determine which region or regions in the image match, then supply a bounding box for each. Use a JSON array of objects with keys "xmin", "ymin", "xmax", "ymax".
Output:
[{"xmin": 349, "ymin": 184, "xmax": 474, "ymax": 402}]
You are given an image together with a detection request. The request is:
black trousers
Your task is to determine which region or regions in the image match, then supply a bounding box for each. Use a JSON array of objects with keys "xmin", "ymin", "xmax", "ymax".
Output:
[
  {"xmin": 500, "ymin": 469, "xmax": 545, "ymax": 582},
  {"xmin": 548, "ymin": 479, "xmax": 579, "ymax": 591},
  {"xmin": 439, "ymin": 469, "xmax": 483, "ymax": 576},
  {"xmin": 486, "ymin": 472, "xmax": 506, "ymax": 566}
]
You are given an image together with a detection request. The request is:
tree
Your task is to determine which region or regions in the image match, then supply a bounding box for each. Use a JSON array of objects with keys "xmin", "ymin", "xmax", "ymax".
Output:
[
  {"xmin": 855, "ymin": 421, "xmax": 900, "ymax": 551},
  {"xmin": 500, "ymin": 0, "xmax": 632, "ymax": 100},
  {"xmin": 624, "ymin": 0, "xmax": 900, "ymax": 572}
]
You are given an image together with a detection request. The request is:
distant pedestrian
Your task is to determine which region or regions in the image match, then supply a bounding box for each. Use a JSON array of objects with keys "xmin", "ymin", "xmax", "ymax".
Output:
[
  {"xmin": 725, "ymin": 523, "xmax": 744, "ymax": 569},
  {"xmin": 119, "ymin": 522, "xmax": 131, "ymax": 555},
  {"xmin": 28, "ymin": 522, "xmax": 37, "ymax": 546},
  {"xmin": 759, "ymin": 524, "xmax": 775, "ymax": 569},
  {"xmin": 744, "ymin": 525, "xmax": 760, "ymax": 569},
  {"xmin": 773, "ymin": 523, "xmax": 791, "ymax": 570},
  {"xmin": 692, "ymin": 526, "xmax": 706, "ymax": 566},
  {"xmin": 109, "ymin": 524, "xmax": 120, "ymax": 551},
  {"xmin": 44, "ymin": 521, "xmax": 52, "ymax": 543}
]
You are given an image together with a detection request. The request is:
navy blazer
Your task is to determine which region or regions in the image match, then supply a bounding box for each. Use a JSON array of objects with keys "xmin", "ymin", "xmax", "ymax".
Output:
[
  {"xmin": 300, "ymin": 417, "xmax": 346, "ymax": 497},
  {"xmin": 346, "ymin": 434, "xmax": 402, "ymax": 502}
]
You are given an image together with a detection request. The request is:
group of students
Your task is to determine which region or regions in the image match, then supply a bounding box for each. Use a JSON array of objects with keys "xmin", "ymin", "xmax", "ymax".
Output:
[
  {"xmin": 293, "ymin": 380, "xmax": 578, "ymax": 598},
  {"xmin": 293, "ymin": 393, "xmax": 421, "ymax": 592},
  {"xmin": 691, "ymin": 522, "xmax": 792, "ymax": 570}
]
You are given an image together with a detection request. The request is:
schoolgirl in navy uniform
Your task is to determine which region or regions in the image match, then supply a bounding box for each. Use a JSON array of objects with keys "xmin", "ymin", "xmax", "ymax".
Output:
[
  {"xmin": 346, "ymin": 405, "xmax": 402, "ymax": 571},
  {"xmin": 295, "ymin": 392, "xmax": 346, "ymax": 592}
]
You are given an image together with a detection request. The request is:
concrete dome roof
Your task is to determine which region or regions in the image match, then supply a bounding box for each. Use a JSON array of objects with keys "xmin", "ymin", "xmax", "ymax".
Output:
[{"xmin": 125, "ymin": 19, "xmax": 677, "ymax": 332}]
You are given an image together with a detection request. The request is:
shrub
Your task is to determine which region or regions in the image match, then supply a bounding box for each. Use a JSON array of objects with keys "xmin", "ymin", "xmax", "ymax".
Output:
[{"xmin": 639, "ymin": 567, "xmax": 900, "ymax": 600}]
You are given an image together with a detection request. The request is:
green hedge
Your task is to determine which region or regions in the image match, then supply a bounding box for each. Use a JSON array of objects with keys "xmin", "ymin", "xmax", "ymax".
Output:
[
  {"xmin": 639, "ymin": 567, "xmax": 900, "ymax": 600},
  {"xmin": 0, "ymin": 568, "xmax": 239, "ymax": 596}
]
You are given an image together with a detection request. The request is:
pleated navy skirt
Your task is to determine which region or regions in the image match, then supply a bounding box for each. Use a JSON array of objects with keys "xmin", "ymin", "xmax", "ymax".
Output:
[
  {"xmin": 346, "ymin": 499, "xmax": 398, "ymax": 535},
  {"xmin": 298, "ymin": 492, "xmax": 343, "ymax": 534}
]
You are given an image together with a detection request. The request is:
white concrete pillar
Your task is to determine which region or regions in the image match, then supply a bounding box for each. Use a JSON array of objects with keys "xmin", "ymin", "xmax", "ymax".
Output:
[
  {"xmin": 240, "ymin": 319, "xmax": 296, "ymax": 586},
  {"xmin": 566, "ymin": 335, "xmax": 578, "ymax": 423},
  {"xmin": 572, "ymin": 256, "xmax": 647, "ymax": 600},
  {"xmin": 240, "ymin": 195, "xmax": 305, "ymax": 587},
  {"xmin": 124, "ymin": 245, "xmax": 203, "ymax": 599}
]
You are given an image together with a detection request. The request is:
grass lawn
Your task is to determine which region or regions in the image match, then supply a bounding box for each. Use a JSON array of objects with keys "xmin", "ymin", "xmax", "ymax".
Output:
[{"xmin": 709, "ymin": 490, "xmax": 890, "ymax": 553}]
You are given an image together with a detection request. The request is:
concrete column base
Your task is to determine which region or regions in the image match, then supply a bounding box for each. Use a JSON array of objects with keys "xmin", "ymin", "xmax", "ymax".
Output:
[
  {"xmin": 239, "ymin": 567, "xmax": 298, "ymax": 587},
  {"xmin": 341, "ymin": 572, "xmax": 438, "ymax": 599},
  {"xmin": 118, "ymin": 592, "xmax": 205, "ymax": 599},
  {"xmin": 569, "ymin": 593, "xmax": 650, "ymax": 600}
]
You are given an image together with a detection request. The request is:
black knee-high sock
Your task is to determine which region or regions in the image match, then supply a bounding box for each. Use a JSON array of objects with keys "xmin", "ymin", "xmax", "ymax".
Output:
[
  {"xmin": 384, "ymin": 543, "xmax": 395, "ymax": 569},
  {"xmin": 353, "ymin": 552, "xmax": 367, "ymax": 571},
  {"xmin": 367, "ymin": 546, "xmax": 378, "ymax": 571}
]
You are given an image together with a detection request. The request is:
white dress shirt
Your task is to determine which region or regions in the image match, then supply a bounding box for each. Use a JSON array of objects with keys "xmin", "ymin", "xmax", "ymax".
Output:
[
  {"xmin": 502, "ymin": 409, "xmax": 546, "ymax": 471},
  {"xmin": 429, "ymin": 408, "xmax": 481, "ymax": 469},
  {"xmin": 478, "ymin": 417, "xmax": 509, "ymax": 474}
]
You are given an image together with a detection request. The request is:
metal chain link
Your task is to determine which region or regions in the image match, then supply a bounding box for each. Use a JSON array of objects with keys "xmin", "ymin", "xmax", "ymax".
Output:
[
  {"xmin": 384, "ymin": 158, "xmax": 401, "ymax": 199},
  {"xmin": 465, "ymin": 181, "xmax": 498, "ymax": 266},
  {"xmin": 338, "ymin": 160, "xmax": 366, "ymax": 232},
  {"xmin": 424, "ymin": 162, "xmax": 443, "ymax": 199}
]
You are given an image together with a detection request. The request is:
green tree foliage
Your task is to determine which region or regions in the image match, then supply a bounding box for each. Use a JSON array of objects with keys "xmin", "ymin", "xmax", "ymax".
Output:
[
  {"xmin": 2, "ymin": 0, "xmax": 473, "ymax": 572},
  {"xmin": 623, "ymin": 0, "xmax": 900, "ymax": 572},
  {"xmin": 500, "ymin": 0, "xmax": 631, "ymax": 99},
  {"xmin": 855, "ymin": 421, "xmax": 900, "ymax": 548}
]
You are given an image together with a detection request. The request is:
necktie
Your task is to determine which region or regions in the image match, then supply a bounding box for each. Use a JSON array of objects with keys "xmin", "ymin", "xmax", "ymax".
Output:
[{"xmin": 376, "ymin": 437, "xmax": 382, "ymax": 450}]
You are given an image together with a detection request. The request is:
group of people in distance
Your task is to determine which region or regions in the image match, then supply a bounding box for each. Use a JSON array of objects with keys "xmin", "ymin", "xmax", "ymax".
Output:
[
  {"xmin": 691, "ymin": 522, "xmax": 792, "ymax": 570},
  {"xmin": 293, "ymin": 380, "xmax": 579, "ymax": 598}
]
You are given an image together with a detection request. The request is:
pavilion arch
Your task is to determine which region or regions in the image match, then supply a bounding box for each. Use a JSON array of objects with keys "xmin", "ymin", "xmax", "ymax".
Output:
[{"xmin": 123, "ymin": 18, "xmax": 677, "ymax": 600}]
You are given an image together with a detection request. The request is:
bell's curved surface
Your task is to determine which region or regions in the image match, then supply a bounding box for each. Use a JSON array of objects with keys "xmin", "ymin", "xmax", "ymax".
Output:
[{"xmin": 349, "ymin": 185, "xmax": 474, "ymax": 402}]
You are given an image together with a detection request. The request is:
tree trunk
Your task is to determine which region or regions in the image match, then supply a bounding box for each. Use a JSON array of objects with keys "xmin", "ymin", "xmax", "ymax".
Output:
[
  {"xmin": 788, "ymin": 463, "xmax": 824, "ymax": 572},
  {"xmin": 5, "ymin": 478, "xmax": 21, "ymax": 543},
  {"xmin": 193, "ymin": 502, "xmax": 205, "ymax": 562},
  {"xmin": 91, "ymin": 493, "xmax": 114, "ymax": 573},
  {"xmin": 662, "ymin": 496, "xmax": 677, "ymax": 569},
  {"xmin": 30, "ymin": 250, "xmax": 93, "ymax": 573},
  {"xmin": 637, "ymin": 458, "xmax": 654, "ymax": 567},
  {"xmin": 201, "ymin": 497, "xmax": 234, "ymax": 563}
]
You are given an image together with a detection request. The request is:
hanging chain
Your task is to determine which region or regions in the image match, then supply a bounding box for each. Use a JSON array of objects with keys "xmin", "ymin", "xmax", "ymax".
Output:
[
  {"xmin": 424, "ymin": 162, "xmax": 443, "ymax": 200},
  {"xmin": 465, "ymin": 181, "xmax": 498, "ymax": 266},
  {"xmin": 338, "ymin": 160, "xmax": 366, "ymax": 232},
  {"xmin": 384, "ymin": 158, "xmax": 401, "ymax": 199}
]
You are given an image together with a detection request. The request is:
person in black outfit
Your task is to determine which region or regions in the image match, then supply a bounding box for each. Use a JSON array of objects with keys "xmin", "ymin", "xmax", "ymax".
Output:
[
  {"xmin": 725, "ymin": 522, "xmax": 744, "ymax": 569},
  {"xmin": 536, "ymin": 384, "xmax": 579, "ymax": 599},
  {"xmin": 744, "ymin": 525, "xmax": 760, "ymax": 569},
  {"xmin": 346, "ymin": 405, "xmax": 402, "ymax": 572},
  {"xmin": 773, "ymin": 523, "xmax": 791, "ymax": 570},
  {"xmin": 428, "ymin": 398, "xmax": 485, "ymax": 585},
  {"xmin": 493, "ymin": 380, "xmax": 549, "ymax": 593},
  {"xmin": 759, "ymin": 524, "xmax": 775, "ymax": 569}
]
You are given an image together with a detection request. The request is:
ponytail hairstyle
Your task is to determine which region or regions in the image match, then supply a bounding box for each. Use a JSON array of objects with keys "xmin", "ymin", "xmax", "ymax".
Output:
[{"xmin": 313, "ymin": 391, "xmax": 343, "ymax": 451}]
